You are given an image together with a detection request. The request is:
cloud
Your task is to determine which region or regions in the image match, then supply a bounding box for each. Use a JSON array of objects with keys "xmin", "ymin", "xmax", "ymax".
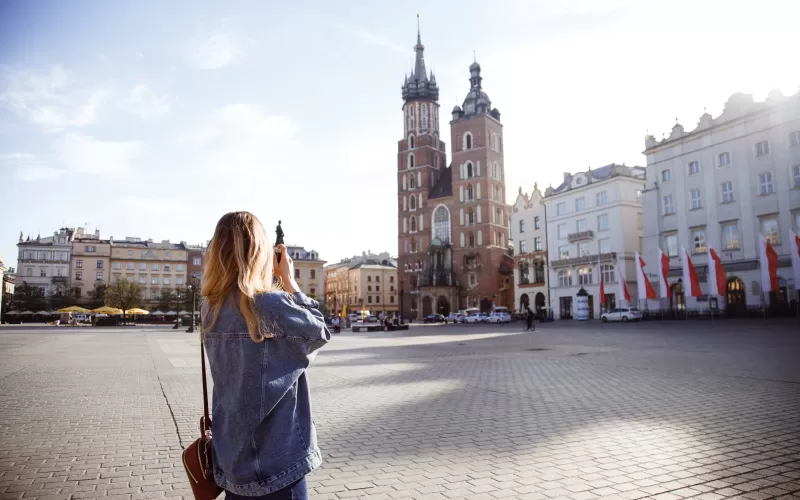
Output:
[
  {"xmin": 122, "ymin": 84, "xmax": 171, "ymax": 118},
  {"xmin": 0, "ymin": 153, "xmax": 64, "ymax": 181},
  {"xmin": 176, "ymin": 103, "xmax": 298, "ymax": 176},
  {"xmin": 53, "ymin": 133, "xmax": 146, "ymax": 174},
  {"xmin": 183, "ymin": 27, "xmax": 242, "ymax": 69},
  {"xmin": 332, "ymin": 22, "xmax": 407, "ymax": 56},
  {"xmin": 0, "ymin": 65, "xmax": 107, "ymax": 129}
]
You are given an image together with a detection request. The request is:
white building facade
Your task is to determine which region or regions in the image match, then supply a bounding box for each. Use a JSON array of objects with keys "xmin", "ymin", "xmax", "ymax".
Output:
[
  {"xmin": 510, "ymin": 185, "xmax": 548, "ymax": 314},
  {"xmin": 15, "ymin": 228, "xmax": 75, "ymax": 297},
  {"xmin": 642, "ymin": 90, "xmax": 800, "ymax": 313},
  {"xmin": 544, "ymin": 165, "xmax": 646, "ymax": 319}
]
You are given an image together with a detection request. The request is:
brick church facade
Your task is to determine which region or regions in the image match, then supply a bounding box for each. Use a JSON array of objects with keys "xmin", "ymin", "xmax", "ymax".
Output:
[{"xmin": 397, "ymin": 28, "xmax": 514, "ymax": 320}]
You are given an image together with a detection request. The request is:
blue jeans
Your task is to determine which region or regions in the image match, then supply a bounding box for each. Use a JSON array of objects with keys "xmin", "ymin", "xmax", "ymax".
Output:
[{"xmin": 225, "ymin": 477, "xmax": 307, "ymax": 500}]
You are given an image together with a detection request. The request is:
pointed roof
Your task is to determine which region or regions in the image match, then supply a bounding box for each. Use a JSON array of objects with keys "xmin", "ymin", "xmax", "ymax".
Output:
[{"xmin": 401, "ymin": 16, "xmax": 439, "ymax": 103}]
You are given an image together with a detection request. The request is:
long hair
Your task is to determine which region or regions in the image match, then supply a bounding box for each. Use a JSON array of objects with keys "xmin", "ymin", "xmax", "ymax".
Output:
[{"xmin": 202, "ymin": 211, "xmax": 276, "ymax": 342}]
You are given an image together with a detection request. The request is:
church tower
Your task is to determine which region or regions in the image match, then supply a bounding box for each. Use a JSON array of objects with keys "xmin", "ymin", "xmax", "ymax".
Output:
[
  {"xmin": 449, "ymin": 61, "xmax": 511, "ymax": 311},
  {"xmin": 397, "ymin": 23, "xmax": 447, "ymax": 319}
]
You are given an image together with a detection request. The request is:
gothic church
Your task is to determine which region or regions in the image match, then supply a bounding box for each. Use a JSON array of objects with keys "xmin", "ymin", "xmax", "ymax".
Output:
[{"xmin": 396, "ymin": 28, "xmax": 513, "ymax": 320}]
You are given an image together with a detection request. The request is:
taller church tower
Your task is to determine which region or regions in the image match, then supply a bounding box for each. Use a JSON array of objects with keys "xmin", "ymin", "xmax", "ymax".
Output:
[{"xmin": 397, "ymin": 25, "xmax": 447, "ymax": 318}]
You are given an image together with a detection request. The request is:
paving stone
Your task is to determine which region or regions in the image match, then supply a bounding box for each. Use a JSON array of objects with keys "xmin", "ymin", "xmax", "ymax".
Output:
[{"xmin": 1, "ymin": 323, "xmax": 799, "ymax": 500}]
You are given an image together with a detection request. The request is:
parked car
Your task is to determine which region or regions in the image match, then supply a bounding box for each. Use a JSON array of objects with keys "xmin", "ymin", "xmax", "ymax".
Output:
[
  {"xmin": 487, "ymin": 311, "xmax": 512, "ymax": 324},
  {"xmin": 465, "ymin": 312, "xmax": 488, "ymax": 324},
  {"xmin": 446, "ymin": 313, "xmax": 465, "ymax": 323},
  {"xmin": 600, "ymin": 307, "xmax": 643, "ymax": 322},
  {"xmin": 424, "ymin": 314, "xmax": 447, "ymax": 323}
]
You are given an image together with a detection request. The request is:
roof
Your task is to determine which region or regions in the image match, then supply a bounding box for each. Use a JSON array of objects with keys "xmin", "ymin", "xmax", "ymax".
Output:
[
  {"xmin": 349, "ymin": 259, "xmax": 397, "ymax": 270},
  {"xmin": 546, "ymin": 163, "xmax": 646, "ymax": 197},
  {"xmin": 428, "ymin": 164, "xmax": 453, "ymax": 199}
]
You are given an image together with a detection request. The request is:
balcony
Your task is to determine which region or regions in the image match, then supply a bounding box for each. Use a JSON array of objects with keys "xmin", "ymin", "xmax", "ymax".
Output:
[
  {"xmin": 567, "ymin": 230, "xmax": 594, "ymax": 243},
  {"xmin": 550, "ymin": 252, "xmax": 617, "ymax": 268},
  {"xmin": 51, "ymin": 276, "xmax": 68, "ymax": 285}
]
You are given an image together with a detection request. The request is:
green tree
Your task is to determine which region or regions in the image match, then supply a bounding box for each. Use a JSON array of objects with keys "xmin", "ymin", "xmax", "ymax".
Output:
[
  {"xmin": 157, "ymin": 289, "xmax": 178, "ymax": 312},
  {"xmin": 48, "ymin": 286, "xmax": 75, "ymax": 311},
  {"xmin": 12, "ymin": 283, "xmax": 48, "ymax": 312},
  {"xmin": 180, "ymin": 280, "xmax": 202, "ymax": 313},
  {"xmin": 105, "ymin": 278, "xmax": 143, "ymax": 322},
  {"xmin": 87, "ymin": 282, "xmax": 108, "ymax": 309}
]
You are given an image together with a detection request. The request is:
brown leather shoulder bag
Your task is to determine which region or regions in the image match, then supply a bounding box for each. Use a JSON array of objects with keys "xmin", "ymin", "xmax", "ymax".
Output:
[{"xmin": 182, "ymin": 336, "xmax": 223, "ymax": 499}]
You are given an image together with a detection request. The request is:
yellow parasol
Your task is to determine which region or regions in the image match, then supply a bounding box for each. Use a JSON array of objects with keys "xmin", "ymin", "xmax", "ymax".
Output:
[
  {"xmin": 341, "ymin": 304, "xmax": 346, "ymax": 319},
  {"xmin": 92, "ymin": 306, "xmax": 123, "ymax": 315},
  {"xmin": 57, "ymin": 306, "xmax": 91, "ymax": 313},
  {"xmin": 125, "ymin": 308, "xmax": 150, "ymax": 315}
]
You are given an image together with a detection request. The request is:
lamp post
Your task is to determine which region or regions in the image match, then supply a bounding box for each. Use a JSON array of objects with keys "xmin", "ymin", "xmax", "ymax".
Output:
[
  {"xmin": 186, "ymin": 284, "xmax": 196, "ymax": 333},
  {"xmin": 399, "ymin": 282, "xmax": 404, "ymax": 325}
]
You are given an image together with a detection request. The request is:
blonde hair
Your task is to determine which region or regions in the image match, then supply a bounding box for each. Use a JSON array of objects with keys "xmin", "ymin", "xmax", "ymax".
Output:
[{"xmin": 202, "ymin": 211, "xmax": 276, "ymax": 342}]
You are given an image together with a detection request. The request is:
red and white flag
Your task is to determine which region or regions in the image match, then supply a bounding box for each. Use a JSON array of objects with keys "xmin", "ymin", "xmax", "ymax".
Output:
[
  {"xmin": 792, "ymin": 231, "xmax": 800, "ymax": 294},
  {"xmin": 599, "ymin": 255, "xmax": 605, "ymax": 306},
  {"xmin": 759, "ymin": 234, "xmax": 779, "ymax": 293},
  {"xmin": 681, "ymin": 246, "xmax": 702, "ymax": 297},
  {"xmin": 617, "ymin": 257, "xmax": 630, "ymax": 303},
  {"xmin": 658, "ymin": 248, "xmax": 670, "ymax": 299},
  {"xmin": 707, "ymin": 247, "xmax": 728, "ymax": 297},
  {"xmin": 635, "ymin": 252, "xmax": 656, "ymax": 300}
]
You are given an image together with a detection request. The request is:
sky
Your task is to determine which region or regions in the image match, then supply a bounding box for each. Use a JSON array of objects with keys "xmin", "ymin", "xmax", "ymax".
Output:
[{"xmin": 1, "ymin": 0, "xmax": 799, "ymax": 269}]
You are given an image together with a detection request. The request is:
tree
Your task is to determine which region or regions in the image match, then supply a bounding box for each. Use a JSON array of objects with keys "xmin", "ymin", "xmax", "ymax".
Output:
[
  {"xmin": 105, "ymin": 278, "xmax": 143, "ymax": 322},
  {"xmin": 157, "ymin": 289, "xmax": 179, "ymax": 312},
  {"xmin": 48, "ymin": 286, "xmax": 75, "ymax": 311},
  {"xmin": 12, "ymin": 282, "xmax": 48, "ymax": 312},
  {"xmin": 179, "ymin": 281, "xmax": 202, "ymax": 313},
  {"xmin": 87, "ymin": 283, "xmax": 108, "ymax": 309}
]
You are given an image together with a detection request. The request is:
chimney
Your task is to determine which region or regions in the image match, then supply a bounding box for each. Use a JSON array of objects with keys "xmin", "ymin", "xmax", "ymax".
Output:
[
  {"xmin": 563, "ymin": 172, "xmax": 570, "ymax": 181},
  {"xmin": 95, "ymin": 229, "xmax": 100, "ymax": 238}
]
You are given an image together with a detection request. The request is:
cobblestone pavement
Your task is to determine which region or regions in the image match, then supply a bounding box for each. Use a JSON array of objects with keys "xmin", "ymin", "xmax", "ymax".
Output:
[{"xmin": 0, "ymin": 320, "xmax": 799, "ymax": 500}]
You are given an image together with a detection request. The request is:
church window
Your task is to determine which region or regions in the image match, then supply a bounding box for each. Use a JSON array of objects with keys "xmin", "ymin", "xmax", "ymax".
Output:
[
  {"xmin": 409, "ymin": 195, "xmax": 417, "ymax": 211},
  {"xmin": 434, "ymin": 154, "xmax": 439, "ymax": 168},
  {"xmin": 491, "ymin": 132, "xmax": 499, "ymax": 151},
  {"xmin": 408, "ymin": 135, "xmax": 415, "ymax": 149},
  {"xmin": 408, "ymin": 153, "xmax": 415, "ymax": 169},
  {"xmin": 468, "ymin": 232, "xmax": 475, "ymax": 247},
  {"xmin": 466, "ymin": 162, "xmax": 474, "ymax": 178},
  {"xmin": 467, "ymin": 209, "xmax": 474, "ymax": 225},
  {"xmin": 467, "ymin": 184, "xmax": 474, "ymax": 201},
  {"xmin": 408, "ymin": 105, "xmax": 415, "ymax": 129},
  {"xmin": 409, "ymin": 174, "xmax": 417, "ymax": 190},
  {"xmin": 433, "ymin": 206, "xmax": 451, "ymax": 243},
  {"xmin": 421, "ymin": 103, "xmax": 428, "ymax": 129},
  {"xmin": 410, "ymin": 217, "xmax": 417, "ymax": 232},
  {"xmin": 463, "ymin": 132, "xmax": 473, "ymax": 150}
]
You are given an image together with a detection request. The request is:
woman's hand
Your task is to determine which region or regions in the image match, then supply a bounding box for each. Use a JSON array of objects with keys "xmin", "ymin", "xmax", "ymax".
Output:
[{"xmin": 273, "ymin": 244, "xmax": 300, "ymax": 294}]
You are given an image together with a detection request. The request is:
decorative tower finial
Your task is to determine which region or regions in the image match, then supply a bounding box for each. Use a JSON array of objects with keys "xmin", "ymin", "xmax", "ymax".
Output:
[
  {"xmin": 416, "ymin": 13, "xmax": 421, "ymax": 47},
  {"xmin": 473, "ymin": 50, "xmax": 476, "ymax": 62}
]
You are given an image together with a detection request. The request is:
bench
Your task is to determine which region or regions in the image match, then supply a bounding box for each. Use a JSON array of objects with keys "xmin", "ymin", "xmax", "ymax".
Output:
[{"xmin": 351, "ymin": 325, "xmax": 385, "ymax": 332}]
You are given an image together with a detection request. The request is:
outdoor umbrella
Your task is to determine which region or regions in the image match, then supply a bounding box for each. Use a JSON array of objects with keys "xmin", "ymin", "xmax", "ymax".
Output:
[
  {"xmin": 125, "ymin": 308, "xmax": 149, "ymax": 315},
  {"xmin": 150, "ymin": 310, "xmax": 165, "ymax": 315},
  {"xmin": 57, "ymin": 306, "xmax": 91, "ymax": 313},
  {"xmin": 93, "ymin": 306, "xmax": 123, "ymax": 315},
  {"xmin": 21, "ymin": 310, "xmax": 35, "ymax": 315},
  {"xmin": 177, "ymin": 310, "xmax": 190, "ymax": 315},
  {"xmin": 163, "ymin": 311, "xmax": 177, "ymax": 316},
  {"xmin": 4, "ymin": 310, "xmax": 20, "ymax": 315},
  {"xmin": 35, "ymin": 310, "xmax": 50, "ymax": 315}
]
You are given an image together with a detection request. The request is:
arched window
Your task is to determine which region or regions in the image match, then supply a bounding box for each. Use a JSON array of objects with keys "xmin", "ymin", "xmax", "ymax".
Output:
[
  {"xmin": 464, "ymin": 132, "xmax": 473, "ymax": 150},
  {"xmin": 468, "ymin": 232, "xmax": 475, "ymax": 247},
  {"xmin": 466, "ymin": 162, "xmax": 474, "ymax": 178},
  {"xmin": 421, "ymin": 103, "xmax": 428, "ymax": 129},
  {"xmin": 467, "ymin": 184, "xmax": 474, "ymax": 201},
  {"xmin": 434, "ymin": 155, "xmax": 439, "ymax": 168},
  {"xmin": 410, "ymin": 216, "xmax": 417, "ymax": 232},
  {"xmin": 409, "ymin": 195, "xmax": 417, "ymax": 211},
  {"xmin": 408, "ymin": 153, "xmax": 415, "ymax": 169},
  {"xmin": 433, "ymin": 206, "xmax": 450, "ymax": 243},
  {"xmin": 408, "ymin": 105, "xmax": 415, "ymax": 129},
  {"xmin": 467, "ymin": 209, "xmax": 474, "ymax": 225},
  {"xmin": 409, "ymin": 174, "xmax": 417, "ymax": 189},
  {"xmin": 408, "ymin": 135, "xmax": 415, "ymax": 149},
  {"xmin": 491, "ymin": 132, "xmax": 499, "ymax": 151}
]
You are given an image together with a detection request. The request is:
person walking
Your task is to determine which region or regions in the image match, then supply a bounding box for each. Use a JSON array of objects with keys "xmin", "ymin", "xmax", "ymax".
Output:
[
  {"xmin": 201, "ymin": 212, "xmax": 331, "ymax": 499},
  {"xmin": 524, "ymin": 305, "xmax": 535, "ymax": 332}
]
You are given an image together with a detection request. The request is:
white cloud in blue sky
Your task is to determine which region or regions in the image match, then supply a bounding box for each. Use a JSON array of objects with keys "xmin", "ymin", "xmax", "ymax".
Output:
[{"xmin": 0, "ymin": 0, "xmax": 798, "ymax": 267}]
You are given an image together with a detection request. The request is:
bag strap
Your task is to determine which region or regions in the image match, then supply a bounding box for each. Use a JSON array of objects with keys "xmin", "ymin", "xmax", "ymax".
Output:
[{"xmin": 200, "ymin": 333, "xmax": 211, "ymax": 435}]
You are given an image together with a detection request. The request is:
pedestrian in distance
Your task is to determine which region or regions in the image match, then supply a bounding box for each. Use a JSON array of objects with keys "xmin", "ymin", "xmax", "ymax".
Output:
[
  {"xmin": 524, "ymin": 305, "xmax": 535, "ymax": 332},
  {"xmin": 201, "ymin": 212, "xmax": 331, "ymax": 500}
]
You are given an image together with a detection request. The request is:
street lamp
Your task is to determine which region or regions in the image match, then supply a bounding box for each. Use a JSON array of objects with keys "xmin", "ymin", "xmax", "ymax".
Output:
[{"xmin": 186, "ymin": 284, "xmax": 196, "ymax": 333}]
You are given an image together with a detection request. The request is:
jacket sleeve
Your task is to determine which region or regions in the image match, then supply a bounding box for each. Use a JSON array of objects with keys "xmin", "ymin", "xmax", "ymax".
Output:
[{"xmin": 271, "ymin": 292, "xmax": 331, "ymax": 355}]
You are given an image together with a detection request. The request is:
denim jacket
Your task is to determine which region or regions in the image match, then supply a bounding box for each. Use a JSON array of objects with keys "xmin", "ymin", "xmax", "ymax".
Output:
[{"xmin": 202, "ymin": 291, "xmax": 330, "ymax": 495}]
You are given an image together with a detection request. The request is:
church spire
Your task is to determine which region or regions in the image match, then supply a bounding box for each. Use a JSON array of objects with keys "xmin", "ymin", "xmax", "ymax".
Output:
[{"xmin": 413, "ymin": 14, "xmax": 427, "ymax": 83}]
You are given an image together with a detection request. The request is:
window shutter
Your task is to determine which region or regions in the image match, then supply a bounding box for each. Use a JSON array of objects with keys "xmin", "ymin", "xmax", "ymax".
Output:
[
  {"xmin": 460, "ymin": 209, "xmax": 464, "ymax": 226},
  {"xmin": 477, "ymin": 206, "xmax": 482, "ymax": 223},
  {"xmin": 477, "ymin": 183, "xmax": 481, "ymax": 199},
  {"xmin": 460, "ymin": 233, "xmax": 465, "ymax": 247},
  {"xmin": 459, "ymin": 186, "xmax": 464, "ymax": 202},
  {"xmin": 477, "ymin": 230, "xmax": 483, "ymax": 246}
]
